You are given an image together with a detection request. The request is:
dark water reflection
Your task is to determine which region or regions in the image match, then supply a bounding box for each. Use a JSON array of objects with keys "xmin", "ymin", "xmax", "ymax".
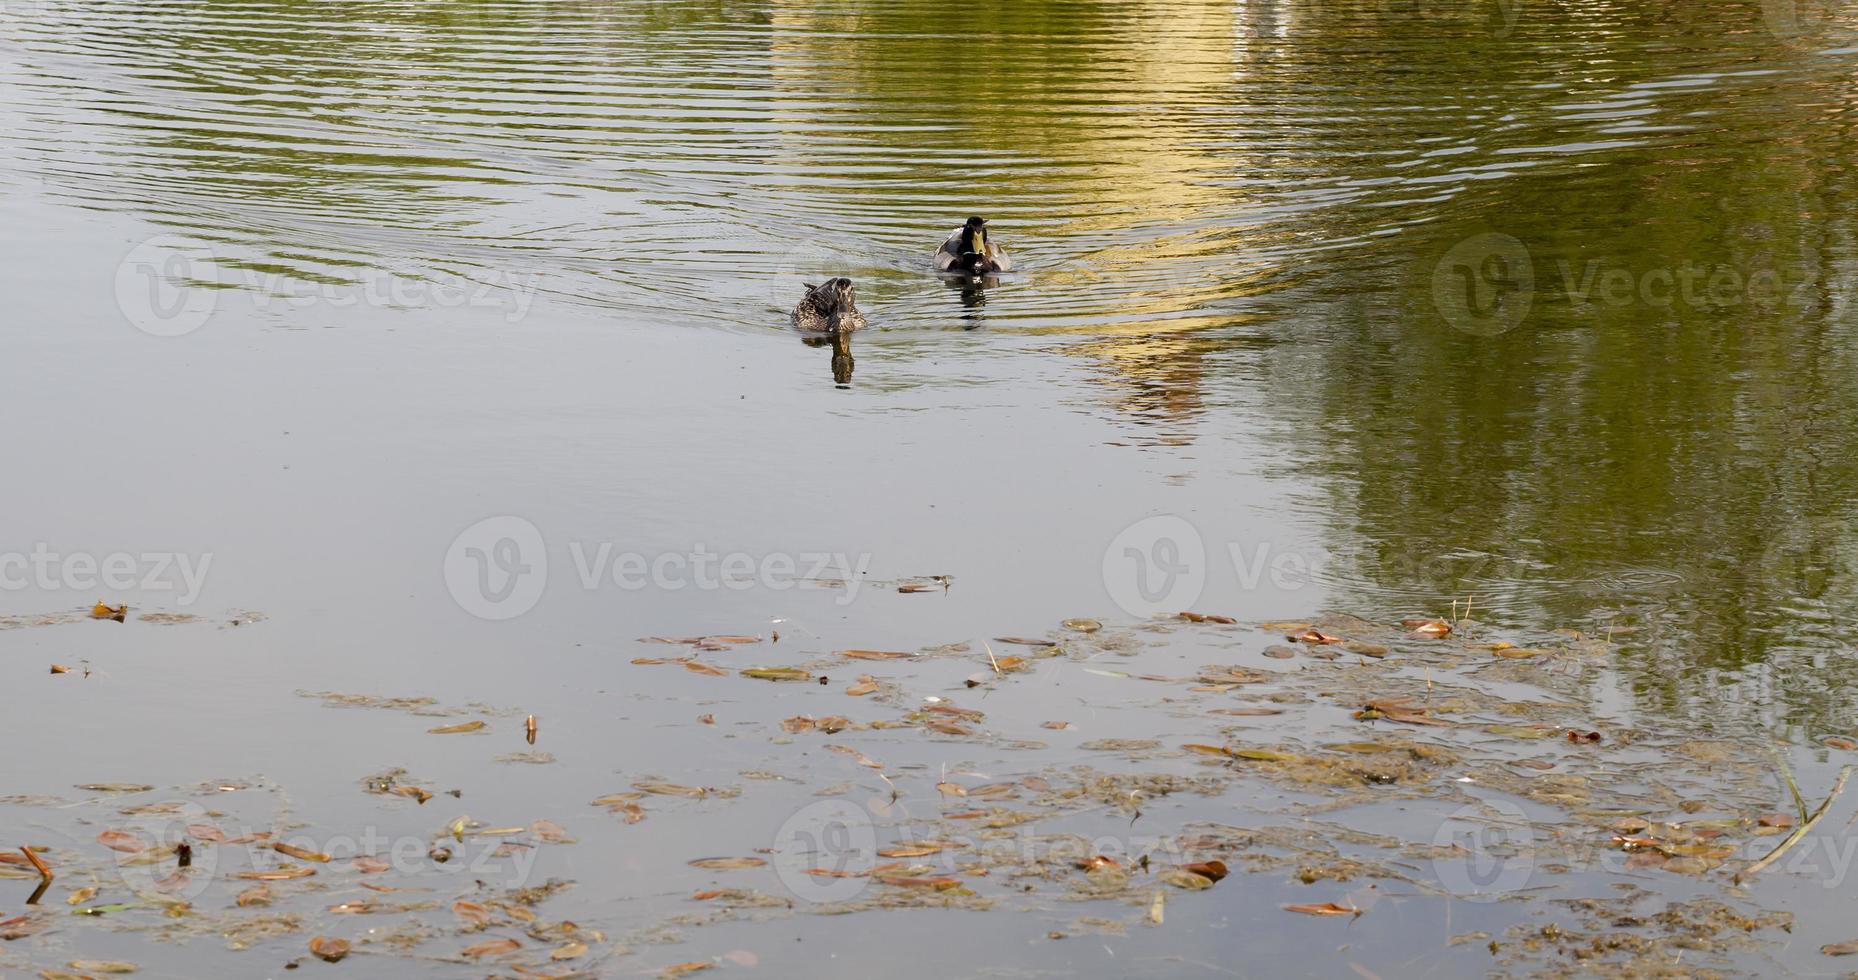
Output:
[{"xmin": 8, "ymin": 0, "xmax": 1858, "ymax": 734}]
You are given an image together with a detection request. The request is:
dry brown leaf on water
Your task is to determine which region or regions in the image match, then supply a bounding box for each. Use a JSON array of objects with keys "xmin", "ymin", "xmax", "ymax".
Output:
[
  {"xmin": 532, "ymin": 820, "xmax": 573, "ymax": 843},
  {"xmin": 453, "ymin": 899, "xmax": 493, "ymax": 927},
  {"xmin": 233, "ymin": 866, "xmax": 315, "ymax": 880},
  {"xmin": 186, "ymin": 823, "xmax": 227, "ymax": 842},
  {"xmin": 994, "ymin": 636, "xmax": 1055, "ymax": 647},
  {"xmin": 936, "ymin": 781, "xmax": 967, "ymax": 797},
  {"xmin": 271, "ymin": 842, "xmax": 330, "ymax": 862},
  {"xmin": 632, "ymin": 657, "xmax": 687, "ymax": 666},
  {"xmin": 925, "ymin": 720, "xmax": 974, "ymax": 736},
  {"xmin": 840, "ymin": 650, "xmax": 911, "ymax": 660},
  {"xmin": 68, "ymin": 960, "xmax": 137, "ymax": 973},
  {"xmin": 1401, "ymin": 618, "xmax": 1453, "ymax": 637},
  {"xmin": 97, "ymin": 830, "xmax": 146, "ymax": 854},
  {"xmin": 77, "ymin": 783, "xmax": 154, "ymax": 793},
  {"xmin": 684, "ymin": 661, "xmax": 728, "ymax": 677},
  {"xmin": 391, "ymin": 785, "xmax": 433, "ymax": 804},
  {"xmin": 1285, "ymin": 902, "xmax": 1359, "ymax": 917},
  {"xmin": 1287, "ymin": 628, "xmax": 1343, "ymax": 645},
  {"xmin": 877, "ymin": 843, "xmax": 945, "ymax": 858},
  {"xmin": 826, "ymin": 745, "xmax": 883, "ymax": 769},
  {"xmin": 994, "ymin": 656, "xmax": 1029, "ymax": 673},
  {"xmin": 235, "ymin": 884, "xmax": 272, "ymax": 907},
  {"xmin": 428, "ymin": 720, "xmax": 486, "ymax": 734},
  {"xmin": 1183, "ymin": 860, "xmax": 1229, "ymax": 881},
  {"xmin": 1355, "ymin": 698, "xmax": 1452, "ymax": 727},
  {"xmin": 352, "ymin": 856, "xmax": 390, "ymax": 873},
  {"xmin": 1063, "ymin": 618, "xmax": 1102, "ymax": 632},
  {"xmin": 1823, "ymin": 941, "xmax": 1858, "ymax": 956},
  {"xmin": 551, "ymin": 941, "xmax": 589, "ymax": 960},
  {"xmin": 741, "ymin": 667, "xmax": 811, "ymax": 682},
  {"xmin": 662, "ymin": 963, "xmax": 715, "ymax": 978},
  {"xmin": 897, "ymin": 583, "xmax": 936, "ymax": 593},
  {"xmin": 1074, "ymin": 855, "xmax": 1119, "ymax": 871},
  {"xmin": 462, "ymin": 937, "xmax": 522, "ymax": 958},
  {"xmin": 1178, "ymin": 612, "xmax": 1238, "ymax": 624},
  {"xmin": 633, "ymin": 781, "xmax": 707, "ymax": 797},
  {"xmin": 309, "ymin": 936, "xmax": 350, "ymax": 963},
  {"xmin": 688, "ymin": 857, "xmax": 767, "ymax": 870},
  {"xmin": 780, "ymin": 716, "xmax": 815, "ymax": 734},
  {"xmin": 66, "ymin": 886, "xmax": 97, "ymax": 906},
  {"xmin": 49, "ymin": 663, "xmax": 70, "ymax": 674},
  {"xmin": 1147, "ymin": 890, "xmax": 1164, "ymax": 925},
  {"xmin": 91, "ymin": 601, "xmax": 127, "ymax": 621},
  {"xmin": 1211, "ymin": 707, "xmax": 1285, "ymax": 716},
  {"xmin": 1826, "ymin": 736, "xmax": 1858, "ymax": 751},
  {"xmin": 804, "ymin": 867, "xmax": 867, "ymax": 879},
  {"xmin": 845, "ymin": 676, "xmax": 879, "ymax": 697}
]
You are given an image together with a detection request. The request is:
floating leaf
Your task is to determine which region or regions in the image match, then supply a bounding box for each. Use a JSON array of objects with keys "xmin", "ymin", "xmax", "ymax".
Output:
[
  {"xmin": 235, "ymin": 884, "xmax": 272, "ymax": 907},
  {"xmin": 875, "ymin": 875, "xmax": 960, "ymax": 890},
  {"xmin": 936, "ymin": 782, "xmax": 967, "ymax": 797},
  {"xmin": 49, "ymin": 664, "xmax": 70, "ymax": 674},
  {"xmin": 993, "ymin": 637, "xmax": 1055, "ymax": 647},
  {"xmin": 840, "ymin": 650, "xmax": 911, "ymax": 660},
  {"xmin": 1402, "ymin": 618, "xmax": 1452, "ymax": 637},
  {"xmin": 633, "ymin": 781, "xmax": 706, "ymax": 798},
  {"xmin": 461, "ymin": 937, "xmax": 521, "ymax": 958},
  {"xmin": 741, "ymin": 668, "xmax": 811, "ymax": 682},
  {"xmin": 688, "ymin": 857, "xmax": 767, "ymax": 870},
  {"xmin": 532, "ymin": 820, "xmax": 573, "ymax": 843},
  {"xmin": 309, "ymin": 936, "xmax": 350, "ymax": 963},
  {"xmin": 1285, "ymin": 902, "xmax": 1357, "ymax": 917},
  {"xmin": 68, "ymin": 961, "xmax": 137, "ymax": 973},
  {"xmin": 428, "ymin": 720, "xmax": 486, "ymax": 734},
  {"xmin": 1210, "ymin": 707, "xmax": 1285, "ymax": 717},
  {"xmin": 97, "ymin": 830, "xmax": 146, "ymax": 854},
  {"xmin": 232, "ymin": 866, "xmax": 315, "ymax": 880},
  {"xmin": 552, "ymin": 941, "xmax": 589, "ymax": 960},
  {"xmin": 271, "ymin": 842, "xmax": 330, "ymax": 862},
  {"xmin": 1062, "ymin": 619, "xmax": 1102, "ymax": 632},
  {"xmin": 662, "ymin": 964, "xmax": 715, "ymax": 978},
  {"xmin": 1159, "ymin": 867, "xmax": 1215, "ymax": 889},
  {"xmin": 877, "ymin": 843, "xmax": 945, "ymax": 858},
  {"xmin": 825, "ymin": 745, "xmax": 882, "ymax": 769},
  {"xmin": 845, "ymin": 676, "xmax": 879, "ymax": 697},
  {"xmin": 66, "ymin": 887, "xmax": 97, "ymax": 906},
  {"xmin": 77, "ymin": 784, "xmax": 153, "ymax": 794},
  {"xmin": 1178, "ymin": 612, "xmax": 1238, "ymax": 624},
  {"xmin": 1183, "ymin": 860, "xmax": 1228, "ymax": 881},
  {"xmin": 453, "ymin": 899, "xmax": 493, "ymax": 927},
  {"xmin": 91, "ymin": 601, "xmax": 127, "ymax": 621},
  {"xmin": 1823, "ymin": 941, "xmax": 1858, "ymax": 956},
  {"xmin": 352, "ymin": 856, "xmax": 390, "ymax": 873},
  {"xmin": 684, "ymin": 661, "xmax": 728, "ymax": 677}
]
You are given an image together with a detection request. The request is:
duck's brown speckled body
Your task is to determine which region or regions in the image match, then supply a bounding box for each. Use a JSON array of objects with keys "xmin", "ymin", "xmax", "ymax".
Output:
[{"xmin": 791, "ymin": 277, "xmax": 868, "ymax": 334}]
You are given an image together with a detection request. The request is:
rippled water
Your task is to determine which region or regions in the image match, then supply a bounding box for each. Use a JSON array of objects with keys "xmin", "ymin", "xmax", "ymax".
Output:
[{"xmin": 9, "ymin": 0, "xmax": 1858, "ymax": 974}]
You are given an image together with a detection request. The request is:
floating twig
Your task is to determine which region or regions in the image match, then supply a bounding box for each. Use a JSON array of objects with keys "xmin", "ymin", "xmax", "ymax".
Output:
[
  {"xmin": 1740, "ymin": 766, "xmax": 1853, "ymax": 882},
  {"xmin": 19, "ymin": 846, "xmax": 51, "ymax": 880}
]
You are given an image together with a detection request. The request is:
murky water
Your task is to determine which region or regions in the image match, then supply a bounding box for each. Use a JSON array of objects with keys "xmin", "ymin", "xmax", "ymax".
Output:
[{"xmin": 7, "ymin": 0, "xmax": 1858, "ymax": 976}]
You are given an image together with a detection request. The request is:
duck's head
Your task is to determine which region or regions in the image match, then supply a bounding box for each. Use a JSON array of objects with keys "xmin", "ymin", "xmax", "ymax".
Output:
[
  {"xmin": 807, "ymin": 276, "xmax": 859, "ymax": 314},
  {"xmin": 958, "ymin": 216, "xmax": 989, "ymax": 256}
]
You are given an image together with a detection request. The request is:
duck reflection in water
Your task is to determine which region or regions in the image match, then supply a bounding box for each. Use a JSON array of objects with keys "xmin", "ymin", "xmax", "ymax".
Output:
[
  {"xmin": 800, "ymin": 331, "xmax": 855, "ymax": 387},
  {"xmin": 943, "ymin": 271, "xmax": 998, "ymax": 327}
]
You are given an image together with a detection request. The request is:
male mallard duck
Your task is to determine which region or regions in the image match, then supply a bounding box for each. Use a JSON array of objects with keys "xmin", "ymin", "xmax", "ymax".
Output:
[
  {"xmin": 791, "ymin": 277, "xmax": 868, "ymax": 334},
  {"xmin": 935, "ymin": 216, "xmax": 1012, "ymax": 274}
]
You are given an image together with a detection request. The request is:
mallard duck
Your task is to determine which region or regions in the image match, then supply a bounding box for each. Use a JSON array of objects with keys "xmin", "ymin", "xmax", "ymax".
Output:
[
  {"xmin": 791, "ymin": 277, "xmax": 867, "ymax": 333},
  {"xmin": 935, "ymin": 216, "xmax": 1012, "ymax": 274}
]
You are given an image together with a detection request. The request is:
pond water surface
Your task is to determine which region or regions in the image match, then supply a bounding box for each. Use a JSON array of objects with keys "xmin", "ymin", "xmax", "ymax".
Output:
[{"xmin": 6, "ymin": 0, "xmax": 1858, "ymax": 976}]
